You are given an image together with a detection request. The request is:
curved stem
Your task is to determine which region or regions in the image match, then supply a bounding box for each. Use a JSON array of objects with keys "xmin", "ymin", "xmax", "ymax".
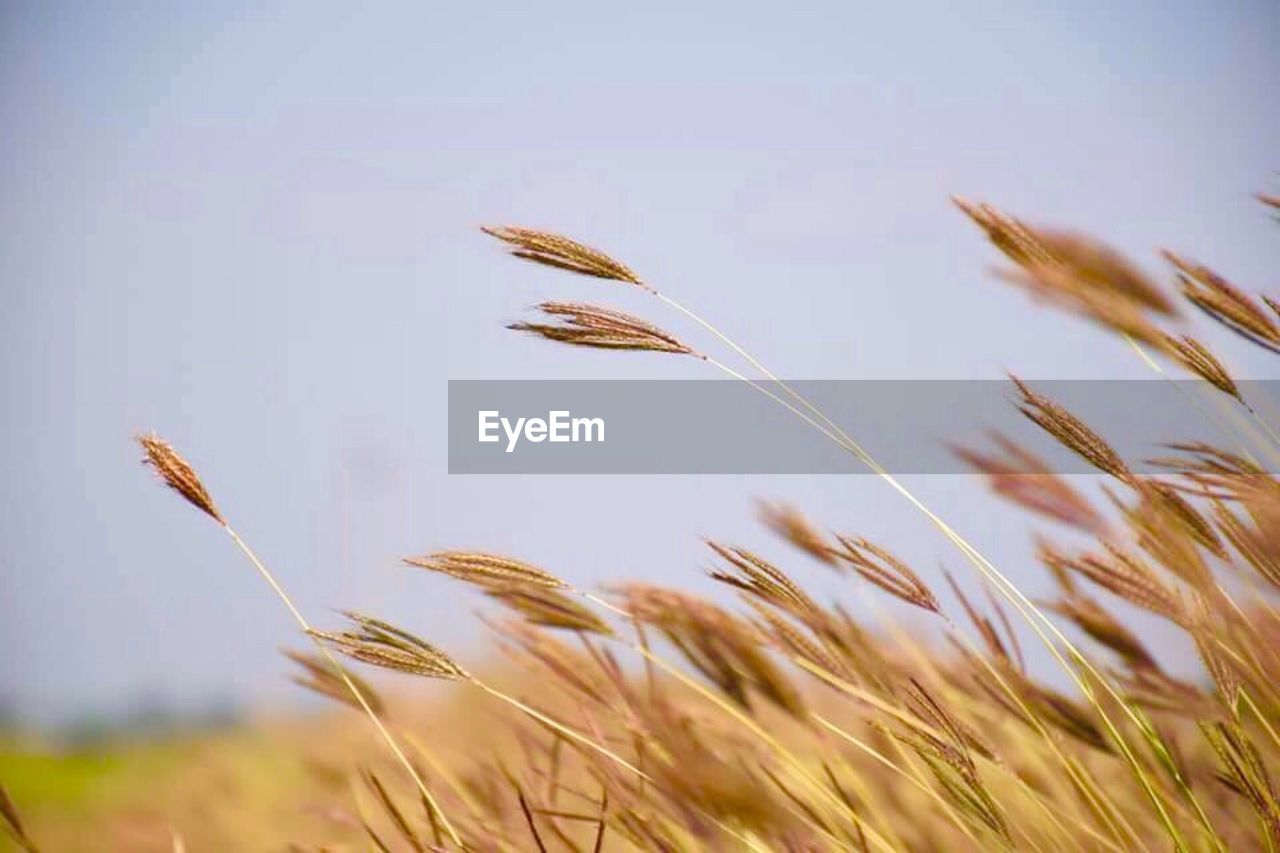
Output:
[{"xmin": 224, "ymin": 526, "xmax": 463, "ymax": 848}]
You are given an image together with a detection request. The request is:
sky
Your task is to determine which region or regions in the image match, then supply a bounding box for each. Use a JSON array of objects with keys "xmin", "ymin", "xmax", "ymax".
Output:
[{"xmin": 1, "ymin": 1, "xmax": 1278, "ymax": 725}]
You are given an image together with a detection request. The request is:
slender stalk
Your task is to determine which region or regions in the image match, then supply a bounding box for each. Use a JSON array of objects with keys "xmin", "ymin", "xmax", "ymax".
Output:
[
  {"xmin": 224, "ymin": 527, "xmax": 463, "ymax": 848},
  {"xmin": 812, "ymin": 715, "xmax": 986, "ymax": 848},
  {"xmin": 469, "ymin": 679, "xmax": 779, "ymax": 851},
  {"xmin": 583, "ymin": 589, "xmax": 913, "ymax": 848},
  {"xmin": 471, "ymin": 679, "xmax": 648, "ymax": 778}
]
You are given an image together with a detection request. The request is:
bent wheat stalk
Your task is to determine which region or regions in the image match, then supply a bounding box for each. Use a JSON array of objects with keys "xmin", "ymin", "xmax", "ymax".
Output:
[{"xmin": 135, "ymin": 433, "xmax": 463, "ymax": 848}]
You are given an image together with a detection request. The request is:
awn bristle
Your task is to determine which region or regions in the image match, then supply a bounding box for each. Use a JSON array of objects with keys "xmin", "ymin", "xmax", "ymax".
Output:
[
  {"xmin": 1150, "ymin": 441, "xmax": 1278, "ymax": 501},
  {"xmin": 482, "ymin": 225, "xmax": 644, "ymax": 286},
  {"xmin": 137, "ymin": 433, "xmax": 225, "ymax": 524},
  {"xmin": 1134, "ymin": 479, "xmax": 1225, "ymax": 557},
  {"xmin": 746, "ymin": 599, "xmax": 854, "ymax": 682},
  {"xmin": 893, "ymin": 679, "xmax": 1008, "ymax": 839},
  {"xmin": 509, "ymin": 302, "xmax": 696, "ymax": 356}
]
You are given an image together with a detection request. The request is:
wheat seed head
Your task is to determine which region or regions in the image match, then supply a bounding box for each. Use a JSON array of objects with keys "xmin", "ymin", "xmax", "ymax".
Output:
[
  {"xmin": 757, "ymin": 501, "xmax": 837, "ymax": 567},
  {"xmin": 405, "ymin": 551, "xmax": 567, "ymax": 589},
  {"xmin": 832, "ymin": 535, "xmax": 940, "ymax": 613},
  {"xmin": 1010, "ymin": 376, "xmax": 1132, "ymax": 482},
  {"xmin": 283, "ymin": 649, "xmax": 385, "ymax": 715},
  {"xmin": 312, "ymin": 612, "xmax": 469, "ymax": 681},
  {"xmin": 952, "ymin": 432, "xmax": 1109, "ymax": 535},
  {"xmin": 482, "ymin": 225, "xmax": 644, "ymax": 286},
  {"xmin": 1163, "ymin": 250, "xmax": 1280, "ymax": 351},
  {"xmin": 1161, "ymin": 334, "xmax": 1240, "ymax": 401},
  {"xmin": 484, "ymin": 584, "xmax": 614, "ymax": 636},
  {"xmin": 136, "ymin": 432, "xmax": 224, "ymax": 525},
  {"xmin": 509, "ymin": 301, "xmax": 696, "ymax": 356}
]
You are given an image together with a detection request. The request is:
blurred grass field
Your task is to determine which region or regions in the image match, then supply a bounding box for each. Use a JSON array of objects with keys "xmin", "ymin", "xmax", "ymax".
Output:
[{"xmin": 0, "ymin": 722, "xmax": 319, "ymax": 850}]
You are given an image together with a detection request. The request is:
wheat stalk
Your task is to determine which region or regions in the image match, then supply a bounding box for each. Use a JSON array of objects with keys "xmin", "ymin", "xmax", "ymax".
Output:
[{"xmin": 136, "ymin": 433, "xmax": 463, "ymax": 847}]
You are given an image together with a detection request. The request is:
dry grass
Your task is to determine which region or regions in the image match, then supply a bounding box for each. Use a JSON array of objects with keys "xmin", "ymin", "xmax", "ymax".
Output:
[
  {"xmin": 12, "ymin": 190, "xmax": 1279, "ymax": 851},
  {"xmin": 508, "ymin": 302, "xmax": 698, "ymax": 356}
]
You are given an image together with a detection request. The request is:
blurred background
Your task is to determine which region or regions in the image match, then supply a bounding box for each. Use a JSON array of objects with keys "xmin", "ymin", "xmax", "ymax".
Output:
[{"xmin": 1, "ymin": 1, "xmax": 1278, "ymax": 733}]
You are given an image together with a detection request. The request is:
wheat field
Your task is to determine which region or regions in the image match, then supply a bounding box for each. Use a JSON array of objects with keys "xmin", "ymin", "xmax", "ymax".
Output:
[{"xmin": 4, "ymin": 193, "xmax": 1280, "ymax": 852}]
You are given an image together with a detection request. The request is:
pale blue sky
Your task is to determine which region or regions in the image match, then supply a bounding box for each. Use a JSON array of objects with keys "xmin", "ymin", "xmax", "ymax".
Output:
[{"xmin": 2, "ymin": 2, "xmax": 1278, "ymax": 723}]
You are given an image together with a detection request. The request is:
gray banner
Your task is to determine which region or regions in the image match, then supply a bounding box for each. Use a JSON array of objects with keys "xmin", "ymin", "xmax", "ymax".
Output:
[{"xmin": 447, "ymin": 380, "xmax": 1280, "ymax": 474}]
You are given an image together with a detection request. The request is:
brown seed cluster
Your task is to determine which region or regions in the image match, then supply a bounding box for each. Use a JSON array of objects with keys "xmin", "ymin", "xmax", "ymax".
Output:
[
  {"xmin": 482, "ymin": 225, "xmax": 644, "ymax": 286},
  {"xmin": 1010, "ymin": 377, "xmax": 1132, "ymax": 481},
  {"xmin": 484, "ymin": 584, "xmax": 614, "ymax": 636},
  {"xmin": 831, "ymin": 536, "xmax": 940, "ymax": 613},
  {"xmin": 405, "ymin": 551, "xmax": 567, "ymax": 589},
  {"xmin": 954, "ymin": 198, "xmax": 1176, "ymax": 320},
  {"xmin": 284, "ymin": 649, "xmax": 385, "ymax": 715},
  {"xmin": 136, "ymin": 432, "xmax": 225, "ymax": 525},
  {"xmin": 1161, "ymin": 333, "xmax": 1241, "ymax": 400},
  {"xmin": 311, "ymin": 612, "xmax": 469, "ymax": 681},
  {"xmin": 952, "ymin": 432, "xmax": 1109, "ymax": 534},
  {"xmin": 509, "ymin": 301, "xmax": 696, "ymax": 355},
  {"xmin": 757, "ymin": 501, "xmax": 837, "ymax": 566},
  {"xmin": 1164, "ymin": 251, "xmax": 1280, "ymax": 353}
]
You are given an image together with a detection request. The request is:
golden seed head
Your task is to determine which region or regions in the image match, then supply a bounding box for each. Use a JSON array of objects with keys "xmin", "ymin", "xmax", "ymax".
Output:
[
  {"xmin": 952, "ymin": 432, "xmax": 1109, "ymax": 535},
  {"xmin": 509, "ymin": 301, "xmax": 696, "ymax": 356},
  {"xmin": 832, "ymin": 535, "xmax": 940, "ymax": 613},
  {"xmin": 405, "ymin": 551, "xmax": 567, "ymax": 589},
  {"xmin": 1164, "ymin": 250, "xmax": 1280, "ymax": 352},
  {"xmin": 136, "ymin": 432, "xmax": 224, "ymax": 525},
  {"xmin": 283, "ymin": 649, "xmax": 385, "ymax": 714},
  {"xmin": 482, "ymin": 225, "xmax": 644, "ymax": 286},
  {"xmin": 1160, "ymin": 334, "xmax": 1240, "ymax": 401},
  {"xmin": 1010, "ymin": 376, "xmax": 1132, "ymax": 482},
  {"xmin": 757, "ymin": 501, "xmax": 836, "ymax": 566},
  {"xmin": 311, "ymin": 612, "xmax": 469, "ymax": 681},
  {"xmin": 484, "ymin": 584, "xmax": 614, "ymax": 636}
]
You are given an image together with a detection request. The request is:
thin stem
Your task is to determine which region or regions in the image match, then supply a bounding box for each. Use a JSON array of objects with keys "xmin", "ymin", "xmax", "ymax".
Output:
[
  {"xmin": 581, "ymin": 588, "xmax": 904, "ymax": 848},
  {"xmin": 224, "ymin": 526, "xmax": 463, "ymax": 848},
  {"xmin": 624, "ymin": 642, "xmax": 898, "ymax": 853},
  {"xmin": 812, "ymin": 714, "xmax": 986, "ymax": 848},
  {"xmin": 690, "ymin": 350, "xmax": 1203, "ymax": 850},
  {"xmin": 471, "ymin": 679, "xmax": 648, "ymax": 779},
  {"xmin": 471, "ymin": 679, "xmax": 788, "ymax": 851}
]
